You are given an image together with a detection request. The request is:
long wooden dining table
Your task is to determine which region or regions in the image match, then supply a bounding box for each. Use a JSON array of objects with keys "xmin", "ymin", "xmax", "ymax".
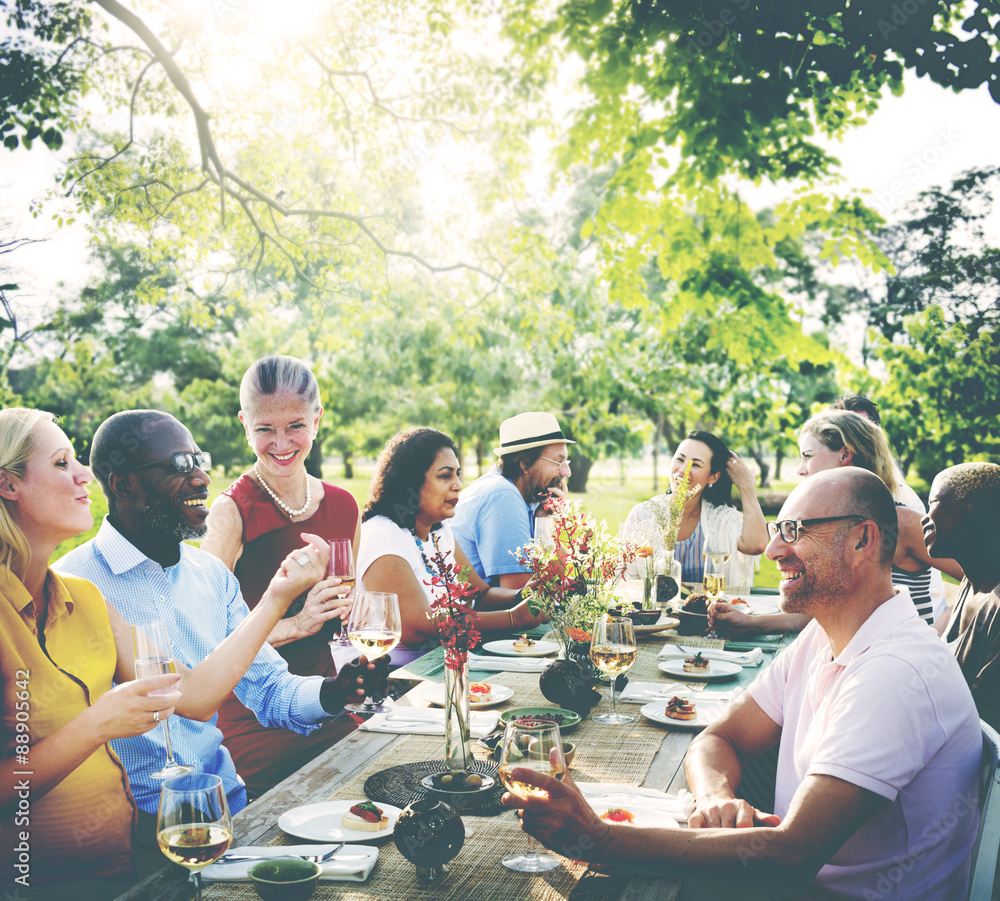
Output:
[{"xmin": 114, "ymin": 610, "xmax": 793, "ymax": 901}]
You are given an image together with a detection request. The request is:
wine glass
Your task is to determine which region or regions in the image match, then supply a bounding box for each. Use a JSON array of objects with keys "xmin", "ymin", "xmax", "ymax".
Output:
[
  {"xmin": 329, "ymin": 537, "xmax": 357, "ymax": 646},
  {"xmin": 345, "ymin": 591, "xmax": 401, "ymax": 713},
  {"xmin": 497, "ymin": 721, "xmax": 567, "ymax": 872},
  {"xmin": 703, "ymin": 552, "xmax": 729, "ymax": 640},
  {"xmin": 132, "ymin": 620, "xmax": 193, "ymax": 779},
  {"xmin": 157, "ymin": 773, "xmax": 232, "ymax": 901},
  {"xmin": 590, "ymin": 616, "xmax": 637, "ymax": 725}
]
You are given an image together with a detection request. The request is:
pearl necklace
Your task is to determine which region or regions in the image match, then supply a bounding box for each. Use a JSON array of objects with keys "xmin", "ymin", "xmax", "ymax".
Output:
[{"xmin": 253, "ymin": 463, "xmax": 311, "ymax": 518}]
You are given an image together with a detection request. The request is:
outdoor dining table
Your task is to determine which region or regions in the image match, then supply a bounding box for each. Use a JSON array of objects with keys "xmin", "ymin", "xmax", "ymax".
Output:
[{"xmin": 113, "ymin": 599, "xmax": 793, "ymax": 901}]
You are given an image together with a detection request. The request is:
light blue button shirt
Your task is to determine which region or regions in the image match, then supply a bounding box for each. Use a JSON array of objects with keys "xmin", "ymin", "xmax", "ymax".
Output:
[{"xmin": 56, "ymin": 518, "xmax": 328, "ymax": 815}]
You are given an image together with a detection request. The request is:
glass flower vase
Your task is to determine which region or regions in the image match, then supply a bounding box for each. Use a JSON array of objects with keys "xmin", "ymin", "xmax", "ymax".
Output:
[{"xmin": 443, "ymin": 658, "xmax": 471, "ymax": 768}]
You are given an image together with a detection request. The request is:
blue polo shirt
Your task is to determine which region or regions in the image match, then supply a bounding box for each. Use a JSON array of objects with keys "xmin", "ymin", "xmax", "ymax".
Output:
[{"xmin": 451, "ymin": 470, "xmax": 537, "ymax": 584}]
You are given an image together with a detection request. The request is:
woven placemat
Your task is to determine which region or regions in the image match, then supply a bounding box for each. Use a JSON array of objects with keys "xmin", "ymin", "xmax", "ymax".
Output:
[
  {"xmin": 364, "ymin": 758, "xmax": 505, "ymax": 815},
  {"xmin": 199, "ymin": 644, "xmax": 679, "ymax": 901}
]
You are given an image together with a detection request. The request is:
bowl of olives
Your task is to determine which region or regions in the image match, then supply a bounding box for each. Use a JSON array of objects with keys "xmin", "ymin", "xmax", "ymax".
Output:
[{"xmin": 422, "ymin": 769, "xmax": 497, "ymax": 809}]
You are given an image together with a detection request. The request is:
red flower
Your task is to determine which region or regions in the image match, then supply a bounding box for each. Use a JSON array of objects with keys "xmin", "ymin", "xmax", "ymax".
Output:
[{"xmin": 424, "ymin": 536, "xmax": 482, "ymax": 670}]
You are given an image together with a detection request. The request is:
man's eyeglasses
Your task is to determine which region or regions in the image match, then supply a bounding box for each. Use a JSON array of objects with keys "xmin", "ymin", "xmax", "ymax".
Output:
[
  {"xmin": 540, "ymin": 456, "xmax": 571, "ymax": 470},
  {"xmin": 766, "ymin": 515, "xmax": 865, "ymax": 543},
  {"xmin": 132, "ymin": 452, "xmax": 212, "ymax": 474}
]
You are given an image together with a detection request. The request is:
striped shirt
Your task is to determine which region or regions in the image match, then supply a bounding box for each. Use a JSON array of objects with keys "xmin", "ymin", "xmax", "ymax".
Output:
[
  {"xmin": 675, "ymin": 518, "xmax": 705, "ymax": 584},
  {"xmin": 56, "ymin": 518, "xmax": 328, "ymax": 815}
]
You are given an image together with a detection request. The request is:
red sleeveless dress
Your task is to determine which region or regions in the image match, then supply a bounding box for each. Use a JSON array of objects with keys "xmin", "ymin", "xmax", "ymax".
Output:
[{"xmin": 213, "ymin": 474, "xmax": 359, "ymax": 796}]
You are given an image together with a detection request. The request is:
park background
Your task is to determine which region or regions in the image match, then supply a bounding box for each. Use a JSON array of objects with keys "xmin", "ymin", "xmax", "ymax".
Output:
[{"xmin": 1, "ymin": 0, "xmax": 998, "ymax": 580}]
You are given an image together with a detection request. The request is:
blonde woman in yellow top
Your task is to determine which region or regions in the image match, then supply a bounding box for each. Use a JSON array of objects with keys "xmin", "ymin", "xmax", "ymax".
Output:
[{"xmin": 0, "ymin": 408, "xmax": 327, "ymax": 898}]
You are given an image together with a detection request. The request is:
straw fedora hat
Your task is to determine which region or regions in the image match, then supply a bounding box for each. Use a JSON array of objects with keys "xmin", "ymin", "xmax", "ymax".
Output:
[{"xmin": 493, "ymin": 412, "xmax": 575, "ymax": 457}]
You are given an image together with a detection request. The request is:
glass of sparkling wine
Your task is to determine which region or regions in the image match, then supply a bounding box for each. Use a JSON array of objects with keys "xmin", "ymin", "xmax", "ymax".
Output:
[
  {"xmin": 157, "ymin": 773, "xmax": 232, "ymax": 901},
  {"xmin": 133, "ymin": 620, "xmax": 192, "ymax": 779},
  {"xmin": 329, "ymin": 537, "xmax": 357, "ymax": 646},
  {"xmin": 703, "ymin": 552, "xmax": 729, "ymax": 599},
  {"xmin": 346, "ymin": 591, "xmax": 401, "ymax": 713},
  {"xmin": 590, "ymin": 615, "xmax": 637, "ymax": 725},
  {"xmin": 497, "ymin": 721, "xmax": 567, "ymax": 872}
]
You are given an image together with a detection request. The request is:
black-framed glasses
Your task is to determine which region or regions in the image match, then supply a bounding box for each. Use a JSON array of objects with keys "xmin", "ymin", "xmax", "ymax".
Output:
[
  {"xmin": 132, "ymin": 452, "xmax": 212, "ymax": 474},
  {"xmin": 766, "ymin": 515, "xmax": 865, "ymax": 543}
]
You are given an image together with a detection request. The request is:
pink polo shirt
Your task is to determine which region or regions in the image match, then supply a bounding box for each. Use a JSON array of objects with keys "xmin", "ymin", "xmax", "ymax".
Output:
[{"xmin": 749, "ymin": 591, "xmax": 981, "ymax": 900}]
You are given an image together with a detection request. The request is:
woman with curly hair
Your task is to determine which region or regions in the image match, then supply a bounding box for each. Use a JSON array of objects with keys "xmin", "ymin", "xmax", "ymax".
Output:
[{"xmin": 357, "ymin": 428, "xmax": 543, "ymax": 665}]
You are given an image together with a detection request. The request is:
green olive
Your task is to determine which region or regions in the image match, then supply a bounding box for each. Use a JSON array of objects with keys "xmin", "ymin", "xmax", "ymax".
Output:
[
  {"xmin": 464, "ymin": 773, "xmax": 483, "ymax": 787},
  {"xmin": 440, "ymin": 774, "xmax": 453, "ymax": 784}
]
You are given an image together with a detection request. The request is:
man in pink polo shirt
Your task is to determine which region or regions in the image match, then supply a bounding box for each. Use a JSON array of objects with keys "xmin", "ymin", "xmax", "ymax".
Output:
[{"xmin": 502, "ymin": 468, "xmax": 981, "ymax": 899}]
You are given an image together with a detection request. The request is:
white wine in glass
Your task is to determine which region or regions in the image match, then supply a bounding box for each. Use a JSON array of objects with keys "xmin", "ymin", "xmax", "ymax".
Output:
[
  {"xmin": 329, "ymin": 537, "xmax": 357, "ymax": 646},
  {"xmin": 132, "ymin": 620, "xmax": 192, "ymax": 779},
  {"xmin": 590, "ymin": 616, "xmax": 637, "ymax": 725},
  {"xmin": 157, "ymin": 773, "xmax": 232, "ymax": 901},
  {"xmin": 346, "ymin": 591, "xmax": 401, "ymax": 713},
  {"xmin": 497, "ymin": 721, "xmax": 567, "ymax": 872}
]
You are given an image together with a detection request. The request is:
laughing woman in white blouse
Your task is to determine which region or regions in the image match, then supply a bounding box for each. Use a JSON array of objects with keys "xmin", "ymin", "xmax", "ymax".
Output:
[{"xmin": 358, "ymin": 428, "xmax": 544, "ymax": 666}]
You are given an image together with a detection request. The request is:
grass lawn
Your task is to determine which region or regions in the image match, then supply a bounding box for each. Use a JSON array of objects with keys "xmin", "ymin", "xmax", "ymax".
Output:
[{"xmin": 52, "ymin": 462, "xmax": 786, "ymax": 590}]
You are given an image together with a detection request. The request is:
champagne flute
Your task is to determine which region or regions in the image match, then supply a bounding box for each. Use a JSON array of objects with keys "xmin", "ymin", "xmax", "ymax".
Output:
[
  {"xmin": 157, "ymin": 773, "xmax": 232, "ymax": 901},
  {"xmin": 346, "ymin": 591, "xmax": 401, "ymax": 713},
  {"xmin": 590, "ymin": 616, "xmax": 637, "ymax": 725},
  {"xmin": 497, "ymin": 721, "xmax": 567, "ymax": 873},
  {"xmin": 132, "ymin": 620, "xmax": 192, "ymax": 779},
  {"xmin": 329, "ymin": 537, "xmax": 357, "ymax": 646},
  {"xmin": 703, "ymin": 552, "xmax": 729, "ymax": 639}
]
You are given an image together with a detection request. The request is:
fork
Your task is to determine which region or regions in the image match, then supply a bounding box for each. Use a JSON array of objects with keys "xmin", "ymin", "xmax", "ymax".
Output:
[{"xmin": 216, "ymin": 843, "xmax": 345, "ymax": 865}]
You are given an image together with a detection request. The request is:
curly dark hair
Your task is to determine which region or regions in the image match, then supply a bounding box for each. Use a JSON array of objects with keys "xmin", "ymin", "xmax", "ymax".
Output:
[
  {"xmin": 685, "ymin": 430, "xmax": 734, "ymax": 507},
  {"xmin": 362, "ymin": 428, "xmax": 458, "ymax": 528}
]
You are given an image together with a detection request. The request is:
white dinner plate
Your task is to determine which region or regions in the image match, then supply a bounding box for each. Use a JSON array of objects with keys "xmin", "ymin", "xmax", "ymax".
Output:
[
  {"xmin": 586, "ymin": 799, "xmax": 680, "ymax": 829},
  {"xmin": 278, "ymin": 800, "xmax": 402, "ymax": 843},
  {"xmin": 418, "ymin": 682, "xmax": 515, "ymax": 709},
  {"xmin": 481, "ymin": 639, "xmax": 559, "ymax": 657},
  {"xmin": 657, "ymin": 659, "xmax": 743, "ymax": 681},
  {"xmin": 723, "ymin": 594, "xmax": 781, "ymax": 616},
  {"xmin": 639, "ymin": 698, "xmax": 730, "ymax": 731}
]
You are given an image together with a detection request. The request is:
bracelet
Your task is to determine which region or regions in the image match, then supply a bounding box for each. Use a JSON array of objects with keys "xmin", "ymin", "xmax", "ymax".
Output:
[{"xmin": 508, "ymin": 609, "xmax": 514, "ymax": 630}]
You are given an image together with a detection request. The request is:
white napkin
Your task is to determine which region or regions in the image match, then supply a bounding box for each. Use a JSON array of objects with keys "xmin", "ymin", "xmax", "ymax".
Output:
[
  {"xmin": 360, "ymin": 708, "xmax": 500, "ymax": 736},
  {"xmin": 201, "ymin": 844, "xmax": 378, "ymax": 883},
  {"xmin": 658, "ymin": 645, "xmax": 763, "ymax": 666},
  {"xmin": 577, "ymin": 783, "xmax": 694, "ymax": 824},
  {"xmin": 620, "ymin": 681, "xmax": 705, "ymax": 703},
  {"xmin": 468, "ymin": 653, "xmax": 554, "ymax": 673}
]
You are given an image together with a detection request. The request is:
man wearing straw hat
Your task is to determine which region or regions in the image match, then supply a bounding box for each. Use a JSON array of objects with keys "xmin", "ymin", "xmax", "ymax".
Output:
[{"xmin": 452, "ymin": 412, "xmax": 574, "ymax": 589}]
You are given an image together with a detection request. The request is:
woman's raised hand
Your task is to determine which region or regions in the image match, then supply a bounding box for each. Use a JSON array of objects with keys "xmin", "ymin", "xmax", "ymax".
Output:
[
  {"xmin": 88, "ymin": 674, "xmax": 182, "ymax": 742},
  {"xmin": 726, "ymin": 452, "xmax": 757, "ymax": 495},
  {"xmin": 292, "ymin": 577, "xmax": 354, "ymax": 638}
]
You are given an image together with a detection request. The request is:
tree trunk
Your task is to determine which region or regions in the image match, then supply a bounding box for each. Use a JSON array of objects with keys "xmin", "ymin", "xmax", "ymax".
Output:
[
  {"xmin": 774, "ymin": 445, "xmax": 783, "ymax": 483},
  {"xmin": 652, "ymin": 412, "xmax": 663, "ymax": 493},
  {"xmin": 749, "ymin": 448, "xmax": 770, "ymax": 488},
  {"xmin": 476, "ymin": 441, "xmax": 485, "ymax": 477},
  {"xmin": 343, "ymin": 450, "xmax": 354, "ymax": 480},
  {"xmin": 306, "ymin": 442, "xmax": 324, "ymax": 478},
  {"xmin": 566, "ymin": 453, "xmax": 594, "ymax": 494}
]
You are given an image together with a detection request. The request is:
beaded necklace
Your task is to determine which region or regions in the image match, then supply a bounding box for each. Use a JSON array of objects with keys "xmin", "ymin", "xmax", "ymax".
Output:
[
  {"xmin": 253, "ymin": 462, "xmax": 312, "ymax": 518},
  {"xmin": 410, "ymin": 526, "xmax": 441, "ymax": 576}
]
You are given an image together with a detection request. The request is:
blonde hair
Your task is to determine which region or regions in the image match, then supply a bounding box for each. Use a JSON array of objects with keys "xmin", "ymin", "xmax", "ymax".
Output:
[
  {"xmin": 800, "ymin": 410, "xmax": 896, "ymax": 493},
  {"xmin": 0, "ymin": 408, "xmax": 57, "ymax": 577}
]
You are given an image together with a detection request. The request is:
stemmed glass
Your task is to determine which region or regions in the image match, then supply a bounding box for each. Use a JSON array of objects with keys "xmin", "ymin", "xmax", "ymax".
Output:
[
  {"xmin": 590, "ymin": 616, "xmax": 637, "ymax": 725},
  {"xmin": 157, "ymin": 773, "xmax": 232, "ymax": 901},
  {"xmin": 497, "ymin": 721, "xmax": 567, "ymax": 872},
  {"xmin": 329, "ymin": 537, "xmax": 357, "ymax": 646},
  {"xmin": 132, "ymin": 620, "xmax": 192, "ymax": 779},
  {"xmin": 703, "ymin": 552, "xmax": 729, "ymax": 640},
  {"xmin": 345, "ymin": 591, "xmax": 401, "ymax": 713}
]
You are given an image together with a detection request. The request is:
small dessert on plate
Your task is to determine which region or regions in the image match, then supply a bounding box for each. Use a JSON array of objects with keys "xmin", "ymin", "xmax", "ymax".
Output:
[
  {"xmin": 599, "ymin": 807, "xmax": 636, "ymax": 824},
  {"xmin": 683, "ymin": 652, "xmax": 710, "ymax": 674},
  {"xmin": 664, "ymin": 696, "xmax": 697, "ymax": 721},
  {"xmin": 512, "ymin": 634, "xmax": 535, "ymax": 653},
  {"xmin": 682, "ymin": 593, "xmax": 710, "ymax": 615},
  {"xmin": 470, "ymin": 681, "xmax": 493, "ymax": 703},
  {"xmin": 342, "ymin": 801, "xmax": 389, "ymax": 832},
  {"xmin": 728, "ymin": 597, "xmax": 751, "ymax": 610}
]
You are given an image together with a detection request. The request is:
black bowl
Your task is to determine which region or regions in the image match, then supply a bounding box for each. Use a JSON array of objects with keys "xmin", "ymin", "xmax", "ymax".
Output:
[{"xmin": 675, "ymin": 610, "xmax": 710, "ymax": 636}]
